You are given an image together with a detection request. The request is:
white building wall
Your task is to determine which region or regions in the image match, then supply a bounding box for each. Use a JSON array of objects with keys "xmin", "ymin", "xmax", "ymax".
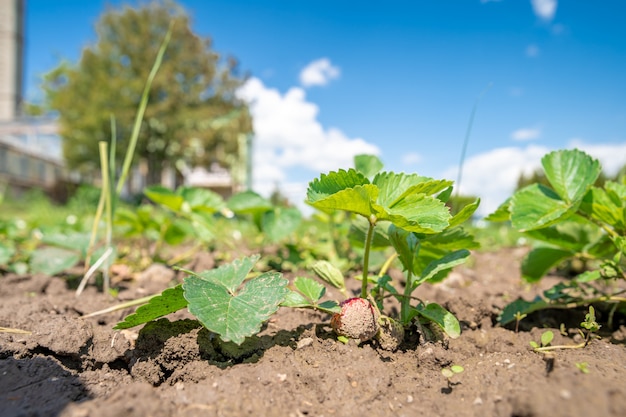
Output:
[{"xmin": 0, "ymin": 0, "xmax": 24, "ymax": 121}]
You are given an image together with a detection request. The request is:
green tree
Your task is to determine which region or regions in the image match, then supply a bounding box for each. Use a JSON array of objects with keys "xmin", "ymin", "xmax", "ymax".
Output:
[{"xmin": 42, "ymin": 0, "xmax": 252, "ymax": 189}]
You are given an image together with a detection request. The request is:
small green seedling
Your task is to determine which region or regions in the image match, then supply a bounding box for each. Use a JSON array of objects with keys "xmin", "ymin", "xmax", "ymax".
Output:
[
  {"xmin": 575, "ymin": 362, "xmax": 590, "ymax": 374},
  {"xmin": 441, "ymin": 364, "xmax": 464, "ymax": 379},
  {"xmin": 530, "ymin": 330, "xmax": 554, "ymax": 350},
  {"xmin": 530, "ymin": 306, "xmax": 600, "ymax": 353},
  {"xmin": 514, "ymin": 311, "xmax": 527, "ymax": 333},
  {"xmin": 441, "ymin": 365, "xmax": 464, "ymax": 393}
]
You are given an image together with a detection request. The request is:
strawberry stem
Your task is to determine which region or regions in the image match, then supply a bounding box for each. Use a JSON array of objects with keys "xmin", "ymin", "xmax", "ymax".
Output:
[{"xmin": 361, "ymin": 215, "xmax": 376, "ymax": 298}]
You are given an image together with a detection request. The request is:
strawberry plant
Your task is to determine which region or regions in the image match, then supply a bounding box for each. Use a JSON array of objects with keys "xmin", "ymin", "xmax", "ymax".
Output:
[
  {"xmin": 487, "ymin": 149, "xmax": 626, "ymax": 325},
  {"xmin": 306, "ymin": 154, "xmax": 480, "ymax": 344},
  {"xmin": 113, "ymin": 155, "xmax": 477, "ymax": 349}
]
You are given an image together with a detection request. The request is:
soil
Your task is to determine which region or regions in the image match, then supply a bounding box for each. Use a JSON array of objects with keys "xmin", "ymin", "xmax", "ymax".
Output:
[{"xmin": 1, "ymin": 247, "xmax": 625, "ymax": 417}]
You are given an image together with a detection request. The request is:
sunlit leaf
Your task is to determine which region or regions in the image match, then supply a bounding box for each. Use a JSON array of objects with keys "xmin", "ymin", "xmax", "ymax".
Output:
[
  {"xmin": 114, "ymin": 285, "xmax": 187, "ymax": 329},
  {"xmin": 227, "ymin": 190, "xmax": 273, "ymax": 214},
  {"xmin": 183, "ymin": 255, "xmax": 289, "ymax": 344},
  {"xmin": 354, "ymin": 154, "xmax": 383, "ymax": 178},
  {"xmin": 448, "ymin": 198, "xmax": 480, "ymax": 227},
  {"xmin": 144, "ymin": 185, "xmax": 183, "ymax": 211},
  {"xmin": 294, "ymin": 276, "xmax": 326, "ymax": 302},
  {"xmin": 510, "ymin": 184, "xmax": 575, "ymax": 231},
  {"xmin": 542, "ymin": 149, "xmax": 601, "ymax": 204}
]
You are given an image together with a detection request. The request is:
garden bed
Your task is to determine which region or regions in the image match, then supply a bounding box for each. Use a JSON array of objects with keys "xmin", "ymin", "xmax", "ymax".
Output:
[{"xmin": 1, "ymin": 247, "xmax": 625, "ymax": 417}]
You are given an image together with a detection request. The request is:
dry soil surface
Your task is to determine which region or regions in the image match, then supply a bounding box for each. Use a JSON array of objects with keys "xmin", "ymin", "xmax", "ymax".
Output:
[{"xmin": 1, "ymin": 248, "xmax": 625, "ymax": 417}]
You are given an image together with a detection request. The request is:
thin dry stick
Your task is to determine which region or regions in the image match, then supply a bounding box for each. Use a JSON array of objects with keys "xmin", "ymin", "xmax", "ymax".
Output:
[{"xmin": 81, "ymin": 294, "xmax": 156, "ymax": 319}]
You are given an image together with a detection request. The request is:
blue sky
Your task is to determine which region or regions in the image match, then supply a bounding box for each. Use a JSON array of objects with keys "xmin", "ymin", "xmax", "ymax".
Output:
[{"xmin": 25, "ymin": 0, "xmax": 626, "ymax": 215}]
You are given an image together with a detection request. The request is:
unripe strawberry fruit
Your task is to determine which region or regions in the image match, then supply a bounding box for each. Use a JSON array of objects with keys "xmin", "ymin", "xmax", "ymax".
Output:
[{"xmin": 331, "ymin": 297, "xmax": 379, "ymax": 341}]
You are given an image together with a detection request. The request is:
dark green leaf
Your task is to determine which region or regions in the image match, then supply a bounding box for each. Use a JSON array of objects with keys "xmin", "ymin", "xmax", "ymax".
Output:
[
  {"xmin": 414, "ymin": 303, "xmax": 460, "ymax": 339},
  {"xmin": 388, "ymin": 224, "xmax": 420, "ymax": 273},
  {"xmin": 417, "ymin": 249, "xmax": 470, "ymax": 286},
  {"xmin": 498, "ymin": 297, "xmax": 548, "ymax": 325},
  {"xmin": 521, "ymin": 247, "xmax": 574, "ymax": 283},
  {"xmin": 114, "ymin": 285, "xmax": 188, "ymax": 329}
]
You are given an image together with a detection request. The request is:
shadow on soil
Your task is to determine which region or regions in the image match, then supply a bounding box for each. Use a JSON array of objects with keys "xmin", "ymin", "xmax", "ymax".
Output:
[{"xmin": 0, "ymin": 356, "xmax": 89, "ymax": 417}]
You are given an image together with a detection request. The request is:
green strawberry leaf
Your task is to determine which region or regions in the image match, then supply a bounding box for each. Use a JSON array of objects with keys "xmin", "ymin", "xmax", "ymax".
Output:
[
  {"xmin": 416, "ymin": 249, "xmax": 470, "ymax": 286},
  {"xmin": 262, "ymin": 207, "xmax": 302, "ymax": 242},
  {"xmin": 180, "ymin": 187, "xmax": 225, "ymax": 214},
  {"xmin": 30, "ymin": 247, "xmax": 80, "ymax": 276},
  {"xmin": 183, "ymin": 255, "xmax": 289, "ymax": 344},
  {"xmin": 354, "ymin": 154, "xmax": 384, "ymax": 178},
  {"xmin": 521, "ymin": 247, "xmax": 574, "ymax": 283},
  {"xmin": 413, "ymin": 303, "xmax": 461, "ymax": 339},
  {"xmin": 510, "ymin": 184, "xmax": 576, "ymax": 231},
  {"xmin": 227, "ymin": 191, "xmax": 273, "ymax": 215},
  {"xmin": 542, "ymin": 149, "xmax": 601, "ymax": 204},
  {"xmin": 144, "ymin": 185, "xmax": 184, "ymax": 211},
  {"xmin": 114, "ymin": 285, "xmax": 188, "ymax": 330},
  {"xmin": 293, "ymin": 276, "xmax": 326, "ymax": 302}
]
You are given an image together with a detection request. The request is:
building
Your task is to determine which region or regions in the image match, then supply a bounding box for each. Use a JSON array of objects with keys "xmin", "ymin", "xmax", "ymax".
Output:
[
  {"xmin": 0, "ymin": 0, "xmax": 23, "ymax": 122},
  {"xmin": 0, "ymin": 0, "xmax": 251, "ymax": 200},
  {"xmin": 0, "ymin": 118, "xmax": 67, "ymax": 195}
]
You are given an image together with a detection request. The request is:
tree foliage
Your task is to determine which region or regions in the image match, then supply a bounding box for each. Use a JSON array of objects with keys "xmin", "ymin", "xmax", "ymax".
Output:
[{"xmin": 43, "ymin": 0, "xmax": 252, "ymax": 187}]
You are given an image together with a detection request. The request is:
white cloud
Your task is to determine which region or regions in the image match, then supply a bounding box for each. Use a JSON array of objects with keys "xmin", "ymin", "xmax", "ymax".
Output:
[
  {"xmin": 511, "ymin": 127, "xmax": 541, "ymax": 141},
  {"xmin": 299, "ymin": 58, "xmax": 341, "ymax": 87},
  {"xmin": 531, "ymin": 0, "xmax": 557, "ymax": 21},
  {"xmin": 567, "ymin": 139, "xmax": 626, "ymax": 176},
  {"xmin": 402, "ymin": 152, "xmax": 422, "ymax": 165},
  {"xmin": 442, "ymin": 141, "xmax": 626, "ymax": 218},
  {"xmin": 237, "ymin": 77, "xmax": 379, "ymax": 206},
  {"xmin": 526, "ymin": 44, "xmax": 540, "ymax": 57},
  {"xmin": 443, "ymin": 145, "xmax": 548, "ymax": 217}
]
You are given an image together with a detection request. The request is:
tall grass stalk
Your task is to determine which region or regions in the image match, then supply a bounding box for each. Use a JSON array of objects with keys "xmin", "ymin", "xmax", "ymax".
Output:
[
  {"xmin": 78, "ymin": 24, "xmax": 173, "ymax": 297},
  {"xmin": 453, "ymin": 83, "xmax": 492, "ymax": 210}
]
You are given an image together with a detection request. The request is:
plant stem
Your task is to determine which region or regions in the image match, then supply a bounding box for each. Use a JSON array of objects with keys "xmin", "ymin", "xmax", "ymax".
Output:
[
  {"xmin": 400, "ymin": 240, "xmax": 420, "ymax": 324},
  {"xmin": 361, "ymin": 215, "xmax": 376, "ymax": 298},
  {"xmin": 400, "ymin": 269, "xmax": 414, "ymax": 324},
  {"xmin": 533, "ymin": 341, "xmax": 587, "ymax": 352}
]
